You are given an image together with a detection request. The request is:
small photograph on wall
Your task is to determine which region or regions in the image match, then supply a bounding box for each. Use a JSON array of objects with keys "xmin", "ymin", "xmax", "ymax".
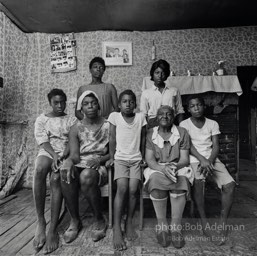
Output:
[
  {"xmin": 50, "ymin": 33, "xmax": 77, "ymax": 73},
  {"xmin": 102, "ymin": 42, "xmax": 132, "ymax": 66}
]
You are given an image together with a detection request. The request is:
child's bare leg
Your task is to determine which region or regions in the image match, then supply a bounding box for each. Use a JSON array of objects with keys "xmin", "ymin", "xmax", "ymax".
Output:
[
  {"xmin": 193, "ymin": 179, "xmax": 209, "ymax": 234},
  {"xmin": 218, "ymin": 182, "xmax": 235, "ymax": 243},
  {"xmin": 125, "ymin": 178, "xmax": 140, "ymax": 241},
  {"xmin": 33, "ymin": 156, "xmax": 51, "ymax": 250},
  {"xmin": 44, "ymin": 172, "xmax": 63, "ymax": 254},
  {"xmin": 113, "ymin": 178, "xmax": 128, "ymax": 251},
  {"xmin": 61, "ymin": 167, "xmax": 80, "ymax": 243}
]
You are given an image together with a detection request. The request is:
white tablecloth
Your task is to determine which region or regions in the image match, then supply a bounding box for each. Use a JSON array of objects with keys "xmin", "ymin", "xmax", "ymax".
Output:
[{"xmin": 142, "ymin": 75, "xmax": 242, "ymax": 96}]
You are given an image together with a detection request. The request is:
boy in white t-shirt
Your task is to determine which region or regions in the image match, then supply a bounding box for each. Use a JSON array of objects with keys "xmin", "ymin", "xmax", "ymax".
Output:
[
  {"xmin": 180, "ymin": 95, "xmax": 235, "ymax": 245},
  {"xmin": 106, "ymin": 90, "xmax": 147, "ymax": 251}
]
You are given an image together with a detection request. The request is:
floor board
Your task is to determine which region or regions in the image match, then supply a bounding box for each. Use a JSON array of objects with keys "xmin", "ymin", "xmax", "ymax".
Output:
[{"xmin": 1, "ymin": 181, "xmax": 257, "ymax": 256}]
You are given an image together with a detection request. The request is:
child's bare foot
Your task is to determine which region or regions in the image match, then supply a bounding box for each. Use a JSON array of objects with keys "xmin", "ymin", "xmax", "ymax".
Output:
[
  {"xmin": 125, "ymin": 221, "xmax": 138, "ymax": 241},
  {"xmin": 113, "ymin": 226, "xmax": 127, "ymax": 251},
  {"xmin": 33, "ymin": 220, "xmax": 46, "ymax": 251},
  {"xmin": 215, "ymin": 219, "xmax": 227, "ymax": 245},
  {"xmin": 43, "ymin": 229, "xmax": 59, "ymax": 254}
]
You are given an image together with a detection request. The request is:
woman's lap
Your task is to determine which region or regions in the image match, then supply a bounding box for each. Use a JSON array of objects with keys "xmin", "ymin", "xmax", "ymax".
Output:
[{"xmin": 145, "ymin": 172, "xmax": 191, "ymax": 199}]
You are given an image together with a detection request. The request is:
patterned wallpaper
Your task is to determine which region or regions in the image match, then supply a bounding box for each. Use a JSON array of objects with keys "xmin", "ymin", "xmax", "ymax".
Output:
[
  {"xmin": 0, "ymin": 12, "xmax": 28, "ymax": 186},
  {"xmin": 0, "ymin": 12, "xmax": 257, "ymax": 187}
]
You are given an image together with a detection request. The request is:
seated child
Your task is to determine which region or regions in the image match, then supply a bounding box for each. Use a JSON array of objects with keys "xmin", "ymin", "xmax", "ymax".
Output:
[
  {"xmin": 180, "ymin": 94, "xmax": 235, "ymax": 245},
  {"xmin": 33, "ymin": 89, "xmax": 76, "ymax": 253},
  {"xmin": 106, "ymin": 89, "xmax": 147, "ymax": 251}
]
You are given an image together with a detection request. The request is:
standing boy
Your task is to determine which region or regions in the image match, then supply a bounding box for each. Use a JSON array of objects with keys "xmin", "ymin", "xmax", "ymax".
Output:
[
  {"xmin": 75, "ymin": 57, "xmax": 118, "ymax": 120},
  {"xmin": 180, "ymin": 95, "xmax": 235, "ymax": 245},
  {"xmin": 106, "ymin": 90, "xmax": 147, "ymax": 251}
]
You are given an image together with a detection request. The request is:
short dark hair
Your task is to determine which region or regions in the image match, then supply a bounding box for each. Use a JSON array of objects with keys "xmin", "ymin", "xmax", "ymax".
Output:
[
  {"xmin": 186, "ymin": 94, "xmax": 205, "ymax": 107},
  {"xmin": 47, "ymin": 88, "xmax": 67, "ymax": 103},
  {"xmin": 118, "ymin": 89, "xmax": 137, "ymax": 107},
  {"xmin": 150, "ymin": 59, "xmax": 170, "ymax": 81},
  {"xmin": 89, "ymin": 57, "xmax": 106, "ymax": 70}
]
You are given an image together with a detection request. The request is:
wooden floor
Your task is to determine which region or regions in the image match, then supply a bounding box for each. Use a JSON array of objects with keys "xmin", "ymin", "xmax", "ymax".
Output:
[{"xmin": 1, "ymin": 165, "xmax": 257, "ymax": 256}]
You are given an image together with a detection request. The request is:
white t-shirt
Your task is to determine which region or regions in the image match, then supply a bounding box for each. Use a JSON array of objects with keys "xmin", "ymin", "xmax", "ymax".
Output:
[
  {"xmin": 108, "ymin": 112, "xmax": 147, "ymax": 160},
  {"xmin": 180, "ymin": 117, "xmax": 221, "ymax": 163}
]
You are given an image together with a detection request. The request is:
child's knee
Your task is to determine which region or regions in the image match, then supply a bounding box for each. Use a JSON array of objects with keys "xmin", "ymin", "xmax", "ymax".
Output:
[
  {"xmin": 129, "ymin": 187, "xmax": 139, "ymax": 198},
  {"xmin": 35, "ymin": 164, "xmax": 49, "ymax": 177},
  {"xmin": 222, "ymin": 181, "xmax": 235, "ymax": 194},
  {"xmin": 117, "ymin": 184, "xmax": 128, "ymax": 196}
]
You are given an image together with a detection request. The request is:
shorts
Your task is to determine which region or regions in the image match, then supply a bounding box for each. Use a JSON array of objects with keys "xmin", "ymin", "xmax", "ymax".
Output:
[
  {"xmin": 114, "ymin": 159, "xmax": 141, "ymax": 181},
  {"xmin": 76, "ymin": 166, "xmax": 108, "ymax": 187},
  {"xmin": 191, "ymin": 160, "xmax": 235, "ymax": 189},
  {"xmin": 37, "ymin": 148, "xmax": 62, "ymax": 159}
]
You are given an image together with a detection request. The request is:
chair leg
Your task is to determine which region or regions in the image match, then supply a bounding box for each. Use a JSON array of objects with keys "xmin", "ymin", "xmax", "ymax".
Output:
[
  {"xmin": 139, "ymin": 184, "xmax": 143, "ymax": 231},
  {"xmin": 108, "ymin": 167, "xmax": 112, "ymax": 228}
]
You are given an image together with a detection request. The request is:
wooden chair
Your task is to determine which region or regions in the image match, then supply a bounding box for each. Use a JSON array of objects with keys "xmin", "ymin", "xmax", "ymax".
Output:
[
  {"xmin": 100, "ymin": 167, "xmax": 113, "ymax": 228},
  {"xmin": 139, "ymin": 165, "xmax": 149, "ymax": 231}
]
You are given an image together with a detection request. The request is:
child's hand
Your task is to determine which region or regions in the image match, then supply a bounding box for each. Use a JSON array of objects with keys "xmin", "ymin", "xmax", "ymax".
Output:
[
  {"xmin": 52, "ymin": 154, "xmax": 61, "ymax": 173},
  {"xmin": 199, "ymin": 158, "xmax": 214, "ymax": 176},
  {"xmin": 105, "ymin": 158, "xmax": 114, "ymax": 168},
  {"xmin": 60, "ymin": 159, "xmax": 75, "ymax": 184}
]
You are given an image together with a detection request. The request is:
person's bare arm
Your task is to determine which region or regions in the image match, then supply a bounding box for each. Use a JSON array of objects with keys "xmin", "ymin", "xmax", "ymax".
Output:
[
  {"xmin": 110, "ymin": 84, "xmax": 119, "ymax": 112},
  {"xmin": 145, "ymin": 148, "xmax": 163, "ymax": 172},
  {"xmin": 140, "ymin": 125, "xmax": 146, "ymax": 161},
  {"xmin": 75, "ymin": 86, "xmax": 84, "ymax": 120},
  {"xmin": 208, "ymin": 134, "xmax": 219, "ymax": 164},
  {"xmin": 176, "ymin": 149, "xmax": 189, "ymax": 170},
  {"xmin": 60, "ymin": 125, "xmax": 80, "ymax": 183},
  {"xmin": 105, "ymin": 123, "xmax": 116, "ymax": 167}
]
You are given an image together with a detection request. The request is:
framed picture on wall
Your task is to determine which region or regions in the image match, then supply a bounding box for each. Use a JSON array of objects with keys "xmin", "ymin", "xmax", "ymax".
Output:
[{"xmin": 102, "ymin": 41, "xmax": 132, "ymax": 66}]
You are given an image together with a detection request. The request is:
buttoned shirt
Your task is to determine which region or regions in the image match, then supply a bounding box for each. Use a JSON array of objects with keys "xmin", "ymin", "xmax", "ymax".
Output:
[{"xmin": 140, "ymin": 84, "xmax": 184, "ymax": 119}]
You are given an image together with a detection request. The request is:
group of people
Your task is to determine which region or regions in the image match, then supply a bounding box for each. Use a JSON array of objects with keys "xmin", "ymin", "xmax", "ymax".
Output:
[{"xmin": 33, "ymin": 57, "xmax": 235, "ymax": 253}]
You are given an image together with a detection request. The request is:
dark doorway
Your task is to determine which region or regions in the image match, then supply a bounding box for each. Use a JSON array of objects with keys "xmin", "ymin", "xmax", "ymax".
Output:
[
  {"xmin": 237, "ymin": 66, "xmax": 257, "ymax": 160},
  {"xmin": 237, "ymin": 66, "xmax": 257, "ymax": 178}
]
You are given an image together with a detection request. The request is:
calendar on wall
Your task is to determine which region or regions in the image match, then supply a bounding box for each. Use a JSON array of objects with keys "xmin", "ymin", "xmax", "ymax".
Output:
[{"xmin": 50, "ymin": 33, "xmax": 77, "ymax": 73}]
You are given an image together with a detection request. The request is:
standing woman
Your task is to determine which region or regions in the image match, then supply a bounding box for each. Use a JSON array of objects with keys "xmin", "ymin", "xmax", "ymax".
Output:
[
  {"xmin": 140, "ymin": 59, "xmax": 184, "ymax": 128},
  {"xmin": 33, "ymin": 89, "xmax": 76, "ymax": 254},
  {"xmin": 75, "ymin": 57, "xmax": 119, "ymax": 119}
]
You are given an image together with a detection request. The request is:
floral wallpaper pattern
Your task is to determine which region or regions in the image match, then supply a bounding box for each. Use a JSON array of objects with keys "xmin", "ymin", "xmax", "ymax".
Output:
[{"xmin": 0, "ymin": 11, "xmax": 257, "ymax": 187}]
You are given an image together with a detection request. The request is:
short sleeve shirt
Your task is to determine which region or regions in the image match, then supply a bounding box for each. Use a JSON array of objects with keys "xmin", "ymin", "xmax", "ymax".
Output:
[
  {"xmin": 140, "ymin": 84, "xmax": 184, "ymax": 119},
  {"xmin": 108, "ymin": 112, "xmax": 147, "ymax": 160},
  {"xmin": 146, "ymin": 125, "xmax": 190, "ymax": 164},
  {"xmin": 180, "ymin": 117, "xmax": 221, "ymax": 163},
  {"xmin": 34, "ymin": 114, "xmax": 77, "ymax": 155}
]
